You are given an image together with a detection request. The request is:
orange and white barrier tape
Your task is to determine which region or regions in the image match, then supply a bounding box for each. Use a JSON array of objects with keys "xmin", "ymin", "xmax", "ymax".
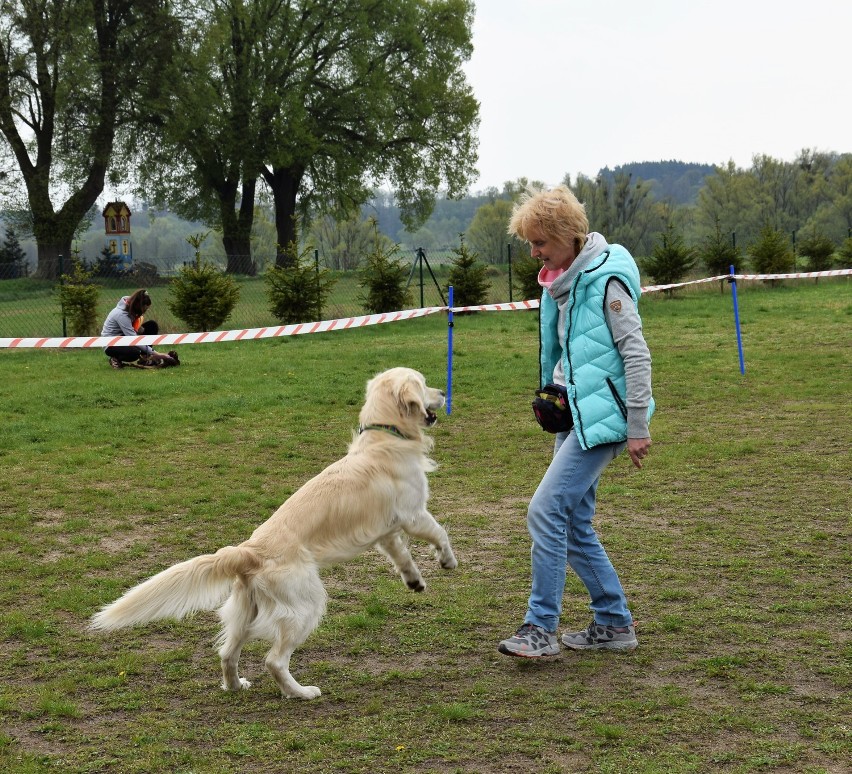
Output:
[
  {"xmin": 453, "ymin": 268, "xmax": 851, "ymax": 311},
  {"xmin": 0, "ymin": 306, "xmax": 446, "ymax": 349},
  {"xmin": 729, "ymin": 268, "xmax": 851, "ymax": 281},
  {"xmin": 1, "ymin": 269, "xmax": 848, "ymax": 349},
  {"xmin": 641, "ymin": 268, "xmax": 851, "ymax": 294},
  {"xmin": 450, "ymin": 299, "xmax": 541, "ymax": 313},
  {"xmin": 640, "ymin": 275, "xmax": 729, "ymax": 294}
]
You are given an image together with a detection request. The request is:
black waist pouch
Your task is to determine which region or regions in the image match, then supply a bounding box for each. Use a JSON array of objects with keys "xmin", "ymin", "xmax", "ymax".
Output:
[{"xmin": 532, "ymin": 383, "xmax": 573, "ymax": 433}]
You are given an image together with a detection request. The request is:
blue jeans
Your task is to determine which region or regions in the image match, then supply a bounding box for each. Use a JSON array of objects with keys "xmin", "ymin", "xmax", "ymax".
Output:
[{"xmin": 525, "ymin": 429, "xmax": 632, "ymax": 632}]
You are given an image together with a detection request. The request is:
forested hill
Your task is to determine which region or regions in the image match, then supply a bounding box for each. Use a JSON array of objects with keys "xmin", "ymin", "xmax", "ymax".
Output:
[
  {"xmin": 368, "ymin": 160, "xmax": 718, "ymax": 244},
  {"xmin": 597, "ymin": 160, "xmax": 716, "ymax": 205}
]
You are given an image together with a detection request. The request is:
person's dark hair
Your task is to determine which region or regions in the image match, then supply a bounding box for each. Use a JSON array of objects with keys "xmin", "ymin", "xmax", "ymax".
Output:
[{"xmin": 126, "ymin": 288, "xmax": 152, "ymax": 319}]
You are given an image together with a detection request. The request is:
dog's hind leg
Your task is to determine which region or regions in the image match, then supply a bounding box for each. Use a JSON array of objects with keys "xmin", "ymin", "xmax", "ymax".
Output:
[
  {"xmin": 216, "ymin": 582, "xmax": 255, "ymax": 691},
  {"xmin": 264, "ymin": 567, "xmax": 326, "ymax": 700},
  {"xmin": 376, "ymin": 532, "xmax": 426, "ymax": 591},
  {"xmin": 404, "ymin": 510, "xmax": 458, "ymax": 570}
]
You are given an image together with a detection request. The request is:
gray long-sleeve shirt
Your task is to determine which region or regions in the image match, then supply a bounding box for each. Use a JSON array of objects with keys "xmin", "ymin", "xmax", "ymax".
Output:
[{"xmin": 101, "ymin": 296, "xmax": 154, "ymax": 355}]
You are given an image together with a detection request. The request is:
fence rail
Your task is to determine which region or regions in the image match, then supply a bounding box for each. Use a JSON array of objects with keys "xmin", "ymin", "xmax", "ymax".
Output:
[{"xmin": 0, "ymin": 249, "xmax": 522, "ymax": 339}]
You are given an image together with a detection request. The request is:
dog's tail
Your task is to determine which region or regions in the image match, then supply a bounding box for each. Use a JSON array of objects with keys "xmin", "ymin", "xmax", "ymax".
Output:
[{"xmin": 89, "ymin": 545, "xmax": 262, "ymax": 631}]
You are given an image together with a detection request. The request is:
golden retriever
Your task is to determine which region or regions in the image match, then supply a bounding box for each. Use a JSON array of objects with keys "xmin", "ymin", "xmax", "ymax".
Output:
[{"xmin": 90, "ymin": 367, "xmax": 456, "ymax": 699}]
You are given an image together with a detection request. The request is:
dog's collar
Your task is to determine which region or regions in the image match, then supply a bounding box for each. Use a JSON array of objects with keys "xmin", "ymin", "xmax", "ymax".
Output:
[{"xmin": 358, "ymin": 424, "xmax": 412, "ymax": 441}]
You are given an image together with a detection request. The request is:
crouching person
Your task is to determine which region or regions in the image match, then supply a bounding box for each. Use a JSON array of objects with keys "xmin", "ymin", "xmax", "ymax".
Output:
[{"xmin": 101, "ymin": 289, "xmax": 180, "ymax": 369}]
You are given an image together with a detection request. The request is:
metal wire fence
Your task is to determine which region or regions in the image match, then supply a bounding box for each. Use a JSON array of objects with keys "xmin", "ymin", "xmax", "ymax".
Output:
[{"xmin": 0, "ymin": 248, "xmax": 526, "ymax": 338}]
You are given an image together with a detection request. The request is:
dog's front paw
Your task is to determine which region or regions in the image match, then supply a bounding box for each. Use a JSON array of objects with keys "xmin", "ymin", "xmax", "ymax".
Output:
[
  {"xmin": 222, "ymin": 677, "xmax": 252, "ymax": 691},
  {"xmin": 439, "ymin": 549, "xmax": 458, "ymax": 570},
  {"xmin": 285, "ymin": 685, "xmax": 322, "ymax": 700},
  {"xmin": 407, "ymin": 578, "xmax": 426, "ymax": 592}
]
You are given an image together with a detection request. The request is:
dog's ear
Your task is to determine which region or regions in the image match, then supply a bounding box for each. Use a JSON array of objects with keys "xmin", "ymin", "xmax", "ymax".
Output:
[{"xmin": 395, "ymin": 376, "xmax": 426, "ymax": 418}]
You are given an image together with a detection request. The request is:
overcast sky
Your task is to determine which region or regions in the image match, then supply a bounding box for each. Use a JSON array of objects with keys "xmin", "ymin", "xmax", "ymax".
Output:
[{"xmin": 463, "ymin": 0, "xmax": 852, "ymax": 192}]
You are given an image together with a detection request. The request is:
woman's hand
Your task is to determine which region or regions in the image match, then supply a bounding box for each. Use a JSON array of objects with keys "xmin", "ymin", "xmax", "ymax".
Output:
[{"xmin": 627, "ymin": 437, "xmax": 652, "ymax": 469}]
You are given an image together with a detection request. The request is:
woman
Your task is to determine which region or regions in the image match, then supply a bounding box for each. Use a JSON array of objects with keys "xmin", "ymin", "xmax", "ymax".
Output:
[
  {"xmin": 498, "ymin": 186, "xmax": 654, "ymax": 658},
  {"xmin": 101, "ymin": 289, "xmax": 179, "ymax": 369}
]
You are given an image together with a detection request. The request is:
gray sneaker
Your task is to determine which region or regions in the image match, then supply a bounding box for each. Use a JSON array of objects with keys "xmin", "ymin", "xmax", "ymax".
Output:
[
  {"xmin": 498, "ymin": 623, "xmax": 560, "ymax": 658},
  {"xmin": 561, "ymin": 621, "xmax": 638, "ymax": 651}
]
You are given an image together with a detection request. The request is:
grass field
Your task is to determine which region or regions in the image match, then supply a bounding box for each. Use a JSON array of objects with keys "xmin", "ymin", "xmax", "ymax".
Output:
[{"xmin": 0, "ymin": 280, "xmax": 849, "ymax": 773}]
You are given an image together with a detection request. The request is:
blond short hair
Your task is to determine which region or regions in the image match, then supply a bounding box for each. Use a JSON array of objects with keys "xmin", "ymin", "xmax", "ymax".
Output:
[{"xmin": 508, "ymin": 185, "xmax": 589, "ymax": 253}]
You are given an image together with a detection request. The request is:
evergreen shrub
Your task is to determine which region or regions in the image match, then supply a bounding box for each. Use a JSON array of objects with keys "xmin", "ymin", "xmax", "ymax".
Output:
[
  {"xmin": 748, "ymin": 225, "xmax": 795, "ymax": 276},
  {"xmin": 167, "ymin": 233, "xmax": 240, "ymax": 331},
  {"xmin": 445, "ymin": 235, "xmax": 489, "ymax": 308},
  {"xmin": 359, "ymin": 221, "xmax": 412, "ymax": 314},
  {"xmin": 266, "ymin": 242, "xmax": 335, "ymax": 323},
  {"xmin": 58, "ymin": 258, "xmax": 101, "ymax": 335}
]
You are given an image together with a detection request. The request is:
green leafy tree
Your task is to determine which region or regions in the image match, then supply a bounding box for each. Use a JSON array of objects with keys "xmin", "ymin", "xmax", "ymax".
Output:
[
  {"xmin": 134, "ymin": 0, "xmax": 266, "ymax": 275},
  {"xmin": 837, "ymin": 237, "xmax": 852, "ymax": 268},
  {"xmin": 359, "ymin": 222, "xmax": 412, "ymax": 314},
  {"xmin": 642, "ymin": 223, "xmax": 697, "ymax": 290},
  {"xmin": 796, "ymin": 231, "xmax": 835, "ymax": 272},
  {"xmin": 465, "ymin": 198, "xmax": 521, "ymax": 264},
  {"xmin": 571, "ymin": 171, "xmax": 661, "ymax": 255},
  {"xmin": 137, "ymin": 0, "xmax": 479, "ymax": 270},
  {"xmin": 402, "ymin": 225, "xmax": 439, "ymax": 250},
  {"xmin": 822, "ymin": 155, "xmax": 852, "ymax": 240},
  {"xmin": 167, "ymin": 234, "xmax": 241, "ymax": 331},
  {"xmin": 0, "ymin": 0, "xmax": 179, "ymax": 278},
  {"xmin": 266, "ymin": 242, "xmax": 335, "ymax": 324},
  {"xmin": 256, "ymin": 0, "xmax": 479, "ymax": 264},
  {"xmin": 500, "ymin": 177, "xmax": 548, "ymax": 200},
  {"xmin": 695, "ymin": 161, "xmax": 764, "ymax": 249},
  {"xmin": 58, "ymin": 256, "xmax": 101, "ymax": 336},
  {"xmin": 698, "ymin": 217, "xmax": 742, "ymax": 276},
  {"xmin": 750, "ymin": 154, "xmax": 800, "ymax": 233},
  {"xmin": 445, "ymin": 234, "xmax": 488, "ymax": 308},
  {"xmin": 790, "ymin": 149, "xmax": 835, "ymax": 230},
  {"xmin": 309, "ymin": 213, "xmax": 378, "ymax": 270},
  {"xmin": 747, "ymin": 224, "xmax": 795, "ymax": 276}
]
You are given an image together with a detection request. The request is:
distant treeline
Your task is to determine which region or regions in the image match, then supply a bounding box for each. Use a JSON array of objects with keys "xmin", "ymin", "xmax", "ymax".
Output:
[
  {"xmin": 3, "ymin": 152, "xmax": 851, "ymax": 273},
  {"xmin": 366, "ymin": 160, "xmax": 718, "ymax": 252},
  {"xmin": 597, "ymin": 160, "xmax": 717, "ymax": 205}
]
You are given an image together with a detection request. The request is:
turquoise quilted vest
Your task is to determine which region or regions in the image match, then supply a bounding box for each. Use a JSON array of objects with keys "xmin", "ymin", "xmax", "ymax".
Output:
[{"xmin": 539, "ymin": 245, "xmax": 654, "ymax": 449}]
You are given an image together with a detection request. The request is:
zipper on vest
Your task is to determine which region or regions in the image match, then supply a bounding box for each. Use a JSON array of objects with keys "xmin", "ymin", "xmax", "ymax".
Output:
[
  {"xmin": 606, "ymin": 377, "xmax": 628, "ymax": 418},
  {"xmin": 565, "ymin": 279, "xmax": 585, "ymax": 445}
]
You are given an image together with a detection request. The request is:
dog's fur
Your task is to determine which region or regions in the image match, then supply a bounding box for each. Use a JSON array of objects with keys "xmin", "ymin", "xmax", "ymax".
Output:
[{"xmin": 90, "ymin": 367, "xmax": 456, "ymax": 699}]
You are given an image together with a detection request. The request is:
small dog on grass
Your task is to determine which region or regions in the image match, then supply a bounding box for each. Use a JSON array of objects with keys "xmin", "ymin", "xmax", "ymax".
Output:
[{"xmin": 90, "ymin": 367, "xmax": 456, "ymax": 699}]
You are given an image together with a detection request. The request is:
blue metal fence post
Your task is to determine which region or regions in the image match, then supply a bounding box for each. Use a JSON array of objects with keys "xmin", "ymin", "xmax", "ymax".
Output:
[
  {"xmin": 446, "ymin": 285, "xmax": 454, "ymax": 414},
  {"xmin": 729, "ymin": 264, "xmax": 745, "ymax": 374}
]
